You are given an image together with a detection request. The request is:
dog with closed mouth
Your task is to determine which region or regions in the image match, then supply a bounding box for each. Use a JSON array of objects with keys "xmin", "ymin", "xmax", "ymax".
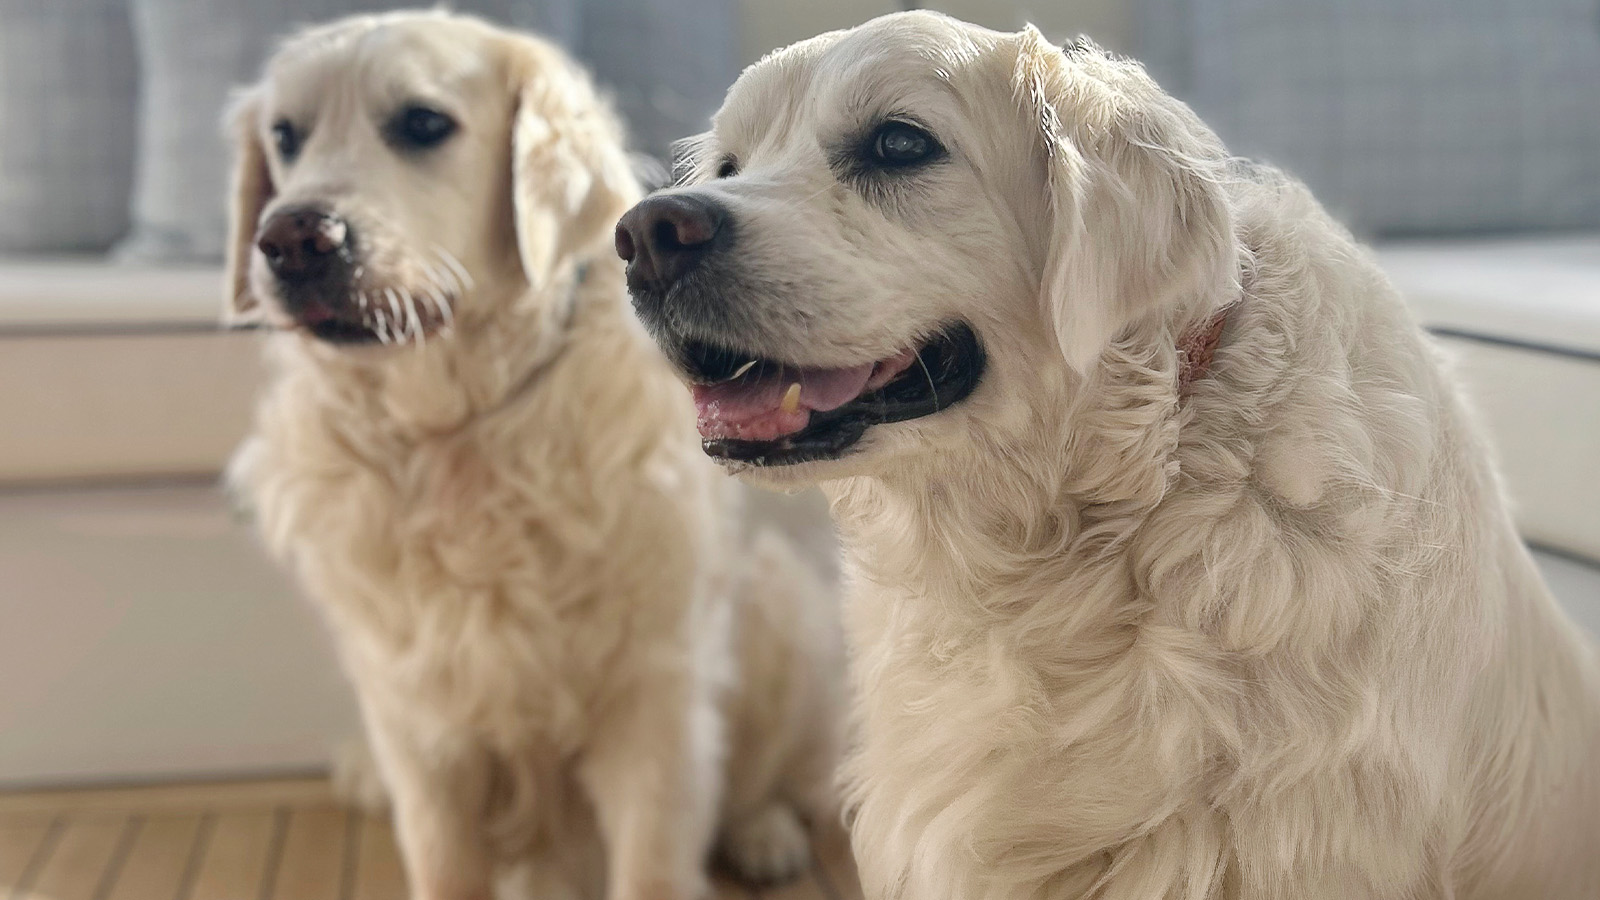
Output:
[
  {"xmin": 616, "ymin": 11, "xmax": 1600, "ymax": 900},
  {"xmin": 225, "ymin": 11, "xmax": 843, "ymax": 900}
]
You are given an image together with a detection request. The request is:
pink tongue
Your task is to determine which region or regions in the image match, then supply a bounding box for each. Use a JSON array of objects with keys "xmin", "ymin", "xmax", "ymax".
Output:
[
  {"xmin": 692, "ymin": 364, "xmax": 875, "ymax": 442},
  {"xmin": 297, "ymin": 303, "xmax": 337, "ymax": 325}
]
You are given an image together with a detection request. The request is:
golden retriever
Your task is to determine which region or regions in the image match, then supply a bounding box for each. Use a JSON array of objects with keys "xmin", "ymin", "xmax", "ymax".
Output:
[
  {"xmin": 615, "ymin": 11, "xmax": 1600, "ymax": 899},
  {"xmin": 224, "ymin": 11, "xmax": 841, "ymax": 900}
]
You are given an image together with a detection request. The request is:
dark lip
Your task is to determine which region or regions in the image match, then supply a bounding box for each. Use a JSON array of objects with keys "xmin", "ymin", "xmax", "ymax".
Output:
[
  {"xmin": 273, "ymin": 284, "xmax": 382, "ymax": 345},
  {"xmin": 298, "ymin": 314, "xmax": 383, "ymax": 345},
  {"xmin": 692, "ymin": 322, "xmax": 985, "ymax": 467}
]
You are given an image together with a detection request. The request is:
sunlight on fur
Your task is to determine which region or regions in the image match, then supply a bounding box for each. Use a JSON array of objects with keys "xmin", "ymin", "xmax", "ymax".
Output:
[
  {"xmin": 224, "ymin": 11, "xmax": 844, "ymax": 900},
  {"xmin": 634, "ymin": 11, "xmax": 1600, "ymax": 899}
]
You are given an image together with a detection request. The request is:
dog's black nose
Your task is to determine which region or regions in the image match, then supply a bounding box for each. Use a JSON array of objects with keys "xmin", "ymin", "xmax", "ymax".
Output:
[
  {"xmin": 257, "ymin": 206, "xmax": 350, "ymax": 282},
  {"xmin": 614, "ymin": 194, "xmax": 724, "ymax": 293}
]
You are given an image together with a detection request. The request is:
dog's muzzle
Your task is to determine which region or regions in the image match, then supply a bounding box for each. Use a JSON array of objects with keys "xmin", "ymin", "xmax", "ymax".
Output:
[
  {"xmin": 258, "ymin": 205, "xmax": 351, "ymax": 284},
  {"xmin": 254, "ymin": 205, "xmax": 379, "ymax": 344},
  {"xmin": 613, "ymin": 192, "xmax": 738, "ymax": 346},
  {"xmin": 614, "ymin": 193, "xmax": 726, "ymax": 297},
  {"xmin": 613, "ymin": 191, "xmax": 985, "ymax": 467}
]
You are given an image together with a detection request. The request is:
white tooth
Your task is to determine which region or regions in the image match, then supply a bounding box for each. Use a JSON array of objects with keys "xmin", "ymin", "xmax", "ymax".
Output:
[
  {"xmin": 780, "ymin": 382, "xmax": 801, "ymax": 414},
  {"xmin": 730, "ymin": 359, "xmax": 758, "ymax": 380}
]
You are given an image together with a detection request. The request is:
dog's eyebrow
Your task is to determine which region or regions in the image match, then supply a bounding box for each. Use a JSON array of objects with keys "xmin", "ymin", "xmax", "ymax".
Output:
[
  {"xmin": 839, "ymin": 75, "xmax": 900, "ymax": 121},
  {"xmin": 705, "ymin": 54, "xmax": 820, "ymax": 161},
  {"xmin": 669, "ymin": 133, "xmax": 717, "ymax": 183},
  {"xmin": 836, "ymin": 64, "xmax": 958, "ymax": 128}
]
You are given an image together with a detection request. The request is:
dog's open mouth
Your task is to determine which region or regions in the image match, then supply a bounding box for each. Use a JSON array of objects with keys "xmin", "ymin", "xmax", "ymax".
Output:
[
  {"xmin": 682, "ymin": 323, "xmax": 984, "ymax": 466},
  {"xmin": 306, "ymin": 319, "xmax": 382, "ymax": 344},
  {"xmin": 290, "ymin": 300, "xmax": 381, "ymax": 345},
  {"xmin": 291, "ymin": 296, "xmax": 451, "ymax": 346}
]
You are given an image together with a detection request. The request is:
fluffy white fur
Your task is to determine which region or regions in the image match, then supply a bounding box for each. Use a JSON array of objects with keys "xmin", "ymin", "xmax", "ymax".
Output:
[
  {"xmin": 660, "ymin": 12, "xmax": 1600, "ymax": 899},
  {"xmin": 223, "ymin": 12, "xmax": 841, "ymax": 900}
]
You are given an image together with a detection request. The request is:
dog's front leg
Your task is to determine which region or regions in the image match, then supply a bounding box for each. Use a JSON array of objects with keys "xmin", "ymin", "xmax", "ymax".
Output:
[
  {"xmin": 579, "ymin": 672, "xmax": 721, "ymax": 900},
  {"xmin": 365, "ymin": 713, "xmax": 496, "ymax": 900}
]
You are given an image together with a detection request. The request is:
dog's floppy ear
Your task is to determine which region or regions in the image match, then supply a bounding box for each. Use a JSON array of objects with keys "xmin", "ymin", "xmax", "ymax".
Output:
[
  {"xmin": 1016, "ymin": 28, "xmax": 1236, "ymax": 374},
  {"xmin": 223, "ymin": 88, "xmax": 274, "ymax": 322},
  {"xmin": 508, "ymin": 38, "xmax": 640, "ymax": 291}
]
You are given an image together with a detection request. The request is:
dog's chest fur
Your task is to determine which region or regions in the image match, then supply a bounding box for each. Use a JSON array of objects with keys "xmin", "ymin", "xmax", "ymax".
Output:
[
  {"xmin": 822, "ymin": 195, "xmax": 1600, "ymax": 899},
  {"xmin": 831, "ymin": 466, "xmax": 1474, "ymax": 899},
  {"xmin": 833, "ymin": 498, "xmax": 1229, "ymax": 899},
  {"xmin": 233, "ymin": 300, "xmax": 724, "ymax": 755}
]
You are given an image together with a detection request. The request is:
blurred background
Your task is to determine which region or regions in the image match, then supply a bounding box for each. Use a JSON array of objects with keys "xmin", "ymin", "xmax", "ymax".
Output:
[{"xmin": 0, "ymin": 0, "xmax": 1595, "ymax": 846}]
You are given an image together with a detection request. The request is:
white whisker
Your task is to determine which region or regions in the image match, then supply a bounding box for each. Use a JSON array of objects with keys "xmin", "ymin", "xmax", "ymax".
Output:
[
  {"xmin": 384, "ymin": 289, "xmax": 403, "ymax": 330},
  {"xmin": 424, "ymin": 249, "xmax": 461, "ymax": 332},
  {"xmin": 422, "ymin": 290, "xmax": 451, "ymax": 332},
  {"xmin": 436, "ymin": 290, "xmax": 455, "ymax": 329},
  {"xmin": 436, "ymin": 247, "xmax": 474, "ymax": 293},
  {"xmin": 429, "ymin": 250, "xmax": 460, "ymax": 298},
  {"xmin": 397, "ymin": 288, "xmax": 414, "ymax": 343},
  {"xmin": 420, "ymin": 260, "xmax": 448, "ymax": 297},
  {"xmin": 914, "ymin": 349, "xmax": 940, "ymax": 410},
  {"xmin": 402, "ymin": 287, "xmax": 424, "ymax": 347}
]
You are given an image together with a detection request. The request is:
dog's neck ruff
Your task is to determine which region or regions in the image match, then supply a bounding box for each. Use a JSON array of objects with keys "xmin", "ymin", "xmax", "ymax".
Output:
[
  {"xmin": 477, "ymin": 259, "xmax": 592, "ymax": 421},
  {"xmin": 1176, "ymin": 305, "xmax": 1231, "ymax": 394}
]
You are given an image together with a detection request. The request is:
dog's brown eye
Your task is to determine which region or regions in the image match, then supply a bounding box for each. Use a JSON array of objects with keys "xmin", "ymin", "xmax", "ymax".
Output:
[
  {"xmin": 272, "ymin": 120, "xmax": 301, "ymax": 161},
  {"xmin": 716, "ymin": 157, "xmax": 738, "ymax": 178},
  {"xmin": 869, "ymin": 121, "xmax": 940, "ymax": 167},
  {"xmin": 388, "ymin": 105, "xmax": 458, "ymax": 151}
]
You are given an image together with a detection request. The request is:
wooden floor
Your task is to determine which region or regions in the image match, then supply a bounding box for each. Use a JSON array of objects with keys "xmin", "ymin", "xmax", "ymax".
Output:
[{"xmin": 0, "ymin": 778, "xmax": 860, "ymax": 900}]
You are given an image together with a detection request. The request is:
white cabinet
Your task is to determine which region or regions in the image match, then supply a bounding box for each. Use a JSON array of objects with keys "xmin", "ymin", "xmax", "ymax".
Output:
[{"xmin": 0, "ymin": 484, "xmax": 357, "ymax": 786}]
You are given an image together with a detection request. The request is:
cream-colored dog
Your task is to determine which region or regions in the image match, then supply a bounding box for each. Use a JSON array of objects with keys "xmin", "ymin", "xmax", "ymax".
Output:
[
  {"xmin": 615, "ymin": 11, "xmax": 1600, "ymax": 899},
  {"xmin": 224, "ymin": 11, "xmax": 841, "ymax": 900}
]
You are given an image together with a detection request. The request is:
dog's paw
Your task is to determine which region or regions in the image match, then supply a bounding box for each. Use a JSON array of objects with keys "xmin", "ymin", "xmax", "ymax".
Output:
[
  {"xmin": 718, "ymin": 803, "xmax": 812, "ymax": 886},
  {"xmin": 330, "ymin": 738, "xmax": 390, "ymax": 815}
]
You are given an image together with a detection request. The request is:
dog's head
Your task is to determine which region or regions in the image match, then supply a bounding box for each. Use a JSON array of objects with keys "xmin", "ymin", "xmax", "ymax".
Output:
[
  {"xmin": 616, "ymin": 11, "xmax": 1235, "ymax": 482},
  {"xmin": 226, "ymin": 10, "xmax": 634, "ymax": 349}
]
